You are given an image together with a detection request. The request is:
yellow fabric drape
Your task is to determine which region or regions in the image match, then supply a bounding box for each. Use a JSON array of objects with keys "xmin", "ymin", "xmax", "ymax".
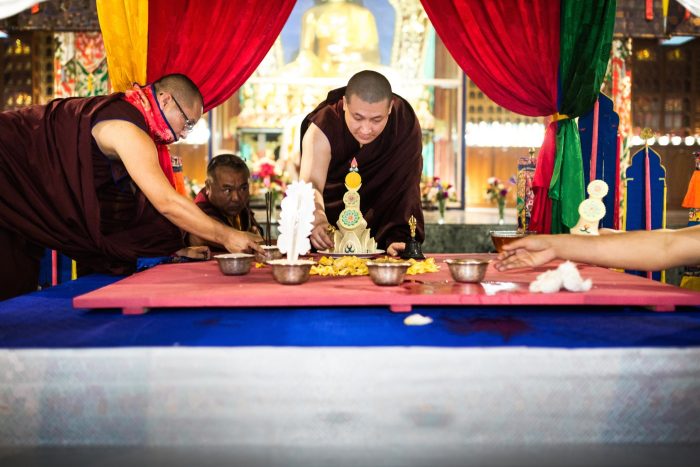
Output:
[{"xmin": 96, "ymin": 0, "xmax": 148, "ymax": 91}]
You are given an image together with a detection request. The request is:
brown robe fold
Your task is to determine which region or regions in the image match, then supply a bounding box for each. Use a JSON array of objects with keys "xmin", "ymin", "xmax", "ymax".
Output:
[
  {"xmin": 0, "ymin": 94, "xmax": 184, "ymax": 294},
  {"xmin": 193, "ymin": 188, "xmax": 262, "ymax": 240},
  {"xmin": 300, "ymin": 87, "xmax": 424, "ymax": 249}
]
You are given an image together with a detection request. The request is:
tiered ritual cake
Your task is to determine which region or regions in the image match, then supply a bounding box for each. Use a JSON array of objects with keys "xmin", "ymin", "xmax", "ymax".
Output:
[{"xmin": 332, "ymin": 158, "xmax": 377, "ymax": 254}]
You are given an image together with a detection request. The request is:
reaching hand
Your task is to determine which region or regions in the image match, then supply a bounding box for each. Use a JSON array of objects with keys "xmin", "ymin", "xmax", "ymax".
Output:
[
  {"xmin": 310, "ymin": 222, "xmax": 334, "ymax": 251},
  {"xmin": 493, "ymin": 236, "xmax": 557, "ymax": 271},
  {"xmin": 224, "ymin": 229, "xmax": 264, "ymax": 255},
  {"xmin": 387, "ymin": 242, "xmax": 406, "ymax": 256},
  {"xmin": 245, "ymin": 230, "xmax": 264, "ymax": 244}
]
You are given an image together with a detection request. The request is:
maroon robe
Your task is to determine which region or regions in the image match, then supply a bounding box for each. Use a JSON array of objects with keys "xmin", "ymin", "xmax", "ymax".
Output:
[
  {"xmin": 193, "ymin": 188, "xmax": 262, "ymax": 242},
  {"xmin": 300, "ymin": 87, "xmax": 424, "ymax": 249},
  {"xmin": 0, "ymin": 94, "xmax": 184, "ymax": 298}
]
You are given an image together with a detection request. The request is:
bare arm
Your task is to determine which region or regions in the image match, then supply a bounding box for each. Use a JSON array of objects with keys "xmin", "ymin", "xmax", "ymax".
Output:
[
  {"xmin": 188, "ymin": 229, "xmax": 262, "ymax": 251},
  {"xmin": 299, "ymin": 122, "xmax": 334, "ymax": 250},
  {"xmin": 92, "ymin": 120, "xmax": 262, "ymax": 254},
  {"xmin": 187, "ymin": 232, "xmax": 209, "ymax": 248},
  {"xmin": 494, "ymin": 225, "xmax": 700, "ymax": 271}
]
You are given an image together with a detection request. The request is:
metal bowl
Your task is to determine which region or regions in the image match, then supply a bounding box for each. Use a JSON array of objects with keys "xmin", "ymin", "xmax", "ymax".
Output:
[
  {"xmin": 256, "ymin": 245, "xmax": 283, "ymax": 263},
  {"xmin": 214, "ymin": 253, "xmax": 255, "ymax": 275},
  {"xmin": 268, "ymin": 259, "xmax": 315, "ymax": 285},
  {"xmin": 490, "ymin": 230, "xmax": 533, "ymax": 253},
  {"xmin": 444, "ymin": 258, "xmax": 490, "ymax": 283},
  {"xmin": 366, "ymin": 260, "xmax": 411, "ymax": 286}
]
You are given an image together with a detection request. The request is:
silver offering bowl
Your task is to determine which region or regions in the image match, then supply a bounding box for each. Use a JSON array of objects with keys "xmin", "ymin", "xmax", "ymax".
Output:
[
  {"xmin": 366, "ymin": 260, "xmax": 411, "ymax": 286},
  {"xmin": 444, "ymin": 258, "xmax": 490, "ymax": 283},
  {"xmin": 257, "ymin": 245, "xmax": 283, "ymax": 263},
  {"xmin": 268, "ymin": 259, "xmax": 315, "ymax": 285},
  {"xmin": 214, "ymin": 253, "xmax": 255, "ymax": 276}
]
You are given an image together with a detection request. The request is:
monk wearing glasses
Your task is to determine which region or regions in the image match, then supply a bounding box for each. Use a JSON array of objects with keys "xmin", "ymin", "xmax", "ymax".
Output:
[{"xmin": 0, "ymin": 73, "xmax": 261, "ymax": 300}]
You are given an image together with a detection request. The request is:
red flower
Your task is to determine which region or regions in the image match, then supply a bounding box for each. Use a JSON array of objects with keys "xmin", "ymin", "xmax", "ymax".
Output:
[{"xmin": 258, "ymin": 162, "xmax": 276, "ymax": 179}]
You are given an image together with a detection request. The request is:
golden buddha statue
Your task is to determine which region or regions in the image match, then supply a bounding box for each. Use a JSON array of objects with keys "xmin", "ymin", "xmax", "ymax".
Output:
[{"xmin": 283, "ymin": 0, "xmax": 382, "ymax": 78}]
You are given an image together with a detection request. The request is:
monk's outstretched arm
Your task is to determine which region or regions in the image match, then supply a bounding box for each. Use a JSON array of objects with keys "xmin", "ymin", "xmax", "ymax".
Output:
[
  {"xmin": 92, "ymin": 120, "xmax": 262, "ymax": 254},
  {"xmin": 494, "ymin": 226, "xmax": 700, "ymax": 271}
]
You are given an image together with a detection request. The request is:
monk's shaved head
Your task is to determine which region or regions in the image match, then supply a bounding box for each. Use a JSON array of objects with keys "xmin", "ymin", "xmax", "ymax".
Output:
[
  {"xmin": 345, "ymin": 70, "xmax": 392, "ymax": 104},
  {"xmin": 154, "ymin": 73, "xmax": 203, "ymax": 110}
]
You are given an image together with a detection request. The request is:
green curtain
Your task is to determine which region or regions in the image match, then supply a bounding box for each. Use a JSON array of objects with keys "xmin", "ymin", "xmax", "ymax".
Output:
[{"xmin": 548, "ymin": 0, "xmax": 616, "ymax": 233}]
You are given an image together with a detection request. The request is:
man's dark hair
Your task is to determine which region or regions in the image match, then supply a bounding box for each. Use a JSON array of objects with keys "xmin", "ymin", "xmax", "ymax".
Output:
[
  {"xmin": 207, "ymin": 153, "xmax": 250, "ymax": 179},
  {"xmin": 153, "ymin": 73, "xmax": 203, "ymax": 109},
  {"xmin": 345, "ymin": 70, "xmax": 392, "ymax": 104}
]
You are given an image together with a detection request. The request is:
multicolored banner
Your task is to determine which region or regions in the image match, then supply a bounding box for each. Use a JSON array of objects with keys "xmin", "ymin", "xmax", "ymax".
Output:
[{"xmin": 421, "ymin": 0, "xmax": 616, "ymax": 233}]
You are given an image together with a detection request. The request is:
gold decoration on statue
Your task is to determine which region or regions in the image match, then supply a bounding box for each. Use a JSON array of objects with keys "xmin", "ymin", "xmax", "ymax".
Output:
[{"xmin": 401, "ymin": 214, "xmax": 425, "ymax": 260}]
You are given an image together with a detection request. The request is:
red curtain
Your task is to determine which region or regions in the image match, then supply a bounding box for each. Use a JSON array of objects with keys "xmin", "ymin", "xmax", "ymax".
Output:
[
  {"xmin": 420, "ymin": 0, "xmax": 559, "ymax": 116},
  {"xmin": 146, "ymin": 0, "xmax": 295, "ymax": 112},
  {"xmin": 421, "ymin": 0, "xmax": 562, "ymax": 232}
]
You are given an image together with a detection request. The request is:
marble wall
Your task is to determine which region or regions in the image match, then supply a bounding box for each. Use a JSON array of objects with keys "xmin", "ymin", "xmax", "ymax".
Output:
[{"xmin": 423, "ymin": 223, "xmax": 508, "ymax": 254}]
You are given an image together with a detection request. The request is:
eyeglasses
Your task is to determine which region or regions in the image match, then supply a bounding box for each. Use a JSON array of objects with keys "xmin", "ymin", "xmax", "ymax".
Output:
[{"xmin": 171, "ymin": 95, "xmax": 196, "ymax": 132}]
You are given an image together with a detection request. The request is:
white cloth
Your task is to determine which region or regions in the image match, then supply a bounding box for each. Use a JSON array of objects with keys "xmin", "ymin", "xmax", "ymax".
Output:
[
  {"xmin": 2, "ymin": 346, "xmax": 699, "ymax": 450},
  {"xmin": 529, "ymin": 261, "xmax": 593, "ymax": 293}
]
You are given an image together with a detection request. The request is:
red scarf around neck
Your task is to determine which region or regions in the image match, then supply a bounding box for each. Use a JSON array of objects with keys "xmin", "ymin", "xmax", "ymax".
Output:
[{"xmin": 123, "ymin": 84, "xmax": 182, "ymax": 192}]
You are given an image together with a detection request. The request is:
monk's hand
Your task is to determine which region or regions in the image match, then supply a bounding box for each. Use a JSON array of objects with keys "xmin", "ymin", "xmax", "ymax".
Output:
[
  {"xmin": 246, "ymin": 230, "xmax": 264, "ymax": 244},
  {"xmin": 224, "ymin": 229, "xmax": 264, "ymax": 255},
  {"xmin": 310, "ymin": 222, "xmax": 334, "ymax": 251},
  {"xmin": 387, "ymin": 242, "xmax": 406, "ymax": 256},
  {"xmin": 493, "ymin": 236, "xmax": 557, "ymax": 271},
  {"xmin": 174, "ymin": 246, "xmax": 211, "ymax": 260}
]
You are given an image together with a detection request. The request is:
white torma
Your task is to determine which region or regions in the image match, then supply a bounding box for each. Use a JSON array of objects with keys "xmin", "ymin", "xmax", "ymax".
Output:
[
  {"xmin": 277, "ymin": 181, "xmax": 315, "ymax": 262},
  {"xmin": 332, "ymin": 159, "xmax": 377, "ymax": 254}
]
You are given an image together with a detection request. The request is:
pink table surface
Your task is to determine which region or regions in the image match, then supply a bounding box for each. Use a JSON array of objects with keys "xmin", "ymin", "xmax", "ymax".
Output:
[{"xmin": 73, "ymin": 254, "xmax": 700, "ymax": 314}]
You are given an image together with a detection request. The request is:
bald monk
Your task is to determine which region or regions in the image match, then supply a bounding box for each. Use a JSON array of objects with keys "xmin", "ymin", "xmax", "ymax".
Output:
[
  {"xmin": 300, "ymin": 70, "xmax": 424, "ymax": 256},
  {"xmin": 0, "ymin": 73, "xmax": 261, "ymax": 300}
]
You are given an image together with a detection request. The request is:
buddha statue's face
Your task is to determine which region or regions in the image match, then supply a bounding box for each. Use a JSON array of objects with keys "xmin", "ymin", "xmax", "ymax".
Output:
[{"xmin": 343, "ymin": 94, "xmax": 392, "ymax": 146}]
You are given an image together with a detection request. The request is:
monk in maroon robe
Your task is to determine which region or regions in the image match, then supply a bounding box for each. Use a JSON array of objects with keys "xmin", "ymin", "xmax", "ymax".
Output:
[
  {"xmin": 189, "ymin": 154, "xmax": 263, "ymax": 250},
  {"xmin": 300, "ymin": 70, "xmax": 424, "ymax": 255},
  {"xmin": 0, "ymin": 74, "xmax": 260, "ymax": 300}
]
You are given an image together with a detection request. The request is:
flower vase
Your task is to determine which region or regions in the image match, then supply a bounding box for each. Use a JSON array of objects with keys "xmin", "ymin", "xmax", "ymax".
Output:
[
  {"xmin": 438, "ymin": 198, "xmax": 446, "ymax": 224},
  {"xmin": 497, "ymin": 199, "xmax": 505, "ymax": 225}
]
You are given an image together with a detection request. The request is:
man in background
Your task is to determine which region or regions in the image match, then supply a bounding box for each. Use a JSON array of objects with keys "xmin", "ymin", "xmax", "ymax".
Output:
[{"xmin": 189, "ymin": 154, "xmax": 263, "ymax": 250}]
